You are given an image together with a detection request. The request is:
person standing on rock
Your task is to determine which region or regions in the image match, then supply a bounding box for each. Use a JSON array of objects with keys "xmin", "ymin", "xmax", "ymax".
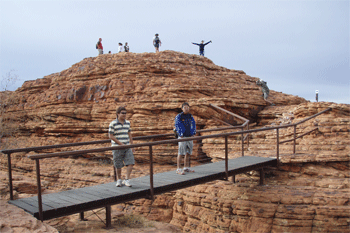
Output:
[
  {"xmin": 153, "ymin": 33, "xmax": 161, "ymax": 53},
  {"xmin": 108, "ymin": 106, "xmax": 135, "ymax": 187},
  {"xmin": 96, "ymin": 38, "xmax": 103, "ymax": 55},
  {"xmin": 118, "ymin": 43, "xmax": 123, "ymax": 53},
  {"xmin": 192, "ymin": 40, "xmax": 212, "ymax": 56},
  {"xmin": 124, "ymin": 42, "xmax": 129, "ymax": 52},
  {"xmin": 174, "ymin": 102, "xmax": 196, "ymax": 175},
  {"xmin": 256, "ymin": 79, "xmax": 274, "ymax": 105}
]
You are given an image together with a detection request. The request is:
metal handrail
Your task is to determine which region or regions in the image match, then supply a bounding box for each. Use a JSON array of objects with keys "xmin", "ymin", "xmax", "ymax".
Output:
[
  {"xmin": 209, "ymin": 104, "xmax": 250, "ymax": 148},
  {"xmin": 279, "ymin": 127, "xmax": 318, "ymax": 144},
  {"xmin": 278, "ymin": 107, "xmax": 332, "ymax": 153},
  {"xmin": 0, "ymin": 126, "xmax": 242, "ymax": 154},
  {"xmin": 1, "ymin": 125, "xmax": 243, "ymax": 201},
  {"xmin": 29, "ymin": 105, "xmax": 331, "ymax": 160},
  {"xmin": 1, "ymin": 104, "xmax": 248, "ymax": 201}
]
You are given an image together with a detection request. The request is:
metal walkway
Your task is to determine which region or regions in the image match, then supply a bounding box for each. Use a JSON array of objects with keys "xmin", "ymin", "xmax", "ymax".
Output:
[{"xmin": 9, "ymin": 156, "xmax": 277, "ymax": 226}]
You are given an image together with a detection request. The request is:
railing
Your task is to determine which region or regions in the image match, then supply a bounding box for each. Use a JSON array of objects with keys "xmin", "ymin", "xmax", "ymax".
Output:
[
  {"xmin": 209, "ymin": 104, "xmax": 250, "ymax": 149},
  {"xmin": 1, "ymin": 107, "xmax": 331, "ymax": 221},
  {"xmin": 2, "ymin": 129, "xmax": 244, "ymax": 201},
  {"xmin": 1, "ymin": 104, "xmax": 248, "ymax": 201}
]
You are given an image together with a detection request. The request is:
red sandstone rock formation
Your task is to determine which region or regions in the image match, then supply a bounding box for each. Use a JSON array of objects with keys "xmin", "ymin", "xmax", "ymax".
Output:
[{"xmin": 0, "ymin": 51, "xmax": 349, "ymax": 232}]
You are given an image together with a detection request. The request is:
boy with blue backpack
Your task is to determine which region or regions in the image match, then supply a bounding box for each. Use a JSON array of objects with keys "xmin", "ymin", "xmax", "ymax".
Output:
[{"xmin": 153, "ymin": 33, "xmax": 162, "ymax": 53}]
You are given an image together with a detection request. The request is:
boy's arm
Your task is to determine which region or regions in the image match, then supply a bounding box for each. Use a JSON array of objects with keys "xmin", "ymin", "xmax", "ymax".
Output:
[
  {"xmin": 128, "ymin": 131, "xmax": 136, "ymax": 152},
  {"xmin": 128, "ymin": 131, "xmax": 134, "ymax": 145},
  {"xmin": 175, "ymin": 115, "xmax": 184, "ymax": 137},
  {"xmin": 108, "ymin": 133, "xmax": 124, "ymax": 146},
  {"xmin": 192, "ymin": 116, "xmax": 196, "ymax": 136}
]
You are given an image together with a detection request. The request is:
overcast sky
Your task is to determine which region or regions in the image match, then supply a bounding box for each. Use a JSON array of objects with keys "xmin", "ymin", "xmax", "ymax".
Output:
[{"xmin": 1, "ymin": 0, "xmax": 349, "ymax": 104}]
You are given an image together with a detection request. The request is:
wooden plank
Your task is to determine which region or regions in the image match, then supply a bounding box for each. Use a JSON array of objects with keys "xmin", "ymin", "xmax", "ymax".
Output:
[
  {"xmin": 19, "ymin": 197, "xmax": 53, "ymax": 211},
  {"xmin": 62, "ymin": 189, "xmax": 102, "ymax": 201},
  {"xmin": 47, "ymin": 192, "xmax": 87, "ymax": 205},
  {"xmin": 41, "ymin": 195, "xmax": 72, "ymax": 209},
  {"xmin": 98, "ymin": 182, "xmax": 149, "ymax": 195},
  {"xmin": 8, "ymin": 199, "xmax": 38, "ymax": 215}
]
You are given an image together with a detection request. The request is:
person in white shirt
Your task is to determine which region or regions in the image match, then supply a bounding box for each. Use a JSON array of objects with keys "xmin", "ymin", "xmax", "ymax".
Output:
[{"xmin": 118, "ymin": 43, "xmax": 123, "ymax": 53}]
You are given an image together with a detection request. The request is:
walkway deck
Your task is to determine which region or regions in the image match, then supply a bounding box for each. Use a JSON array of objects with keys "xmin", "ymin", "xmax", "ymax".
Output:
[{"xmin": 9, "ymin": 156, "xmax": 277, "ymax": 222}]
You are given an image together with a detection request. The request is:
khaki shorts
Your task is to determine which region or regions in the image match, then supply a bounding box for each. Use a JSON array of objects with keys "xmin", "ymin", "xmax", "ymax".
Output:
[
  {"xmin": 112, "ymin": 148, "xmax": 135, "ymax": 169},
  {"xmin": 178, "ymin": 139, "xmax": 193, "ymax": 155}
]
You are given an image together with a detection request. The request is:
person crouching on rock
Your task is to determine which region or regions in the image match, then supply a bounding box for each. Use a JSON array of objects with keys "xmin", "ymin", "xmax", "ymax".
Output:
[
  {"xmin": 256, "ymin": 79, "xmax": 275, "ymax": 106},
  {"xmin": 108, "ymin": 106, "xmax": 135, "ymax": 187}
]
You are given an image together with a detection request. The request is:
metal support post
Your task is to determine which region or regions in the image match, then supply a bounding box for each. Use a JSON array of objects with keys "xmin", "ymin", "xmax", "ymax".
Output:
[
  {"xmin": 231, "ymin": 175, "xmax": 236, "ymax": 183},
  {"xmin": 241, "ymin": 127, "xmax": 244, "ymax": 157},
  {"xmin": 276, "ymin": 128, "xmax": 280, "ymax": 165},
  {"xmin": 35, "ymin": 159, "xmax": 43, "ymax": 221},
  {"xmin": 149, "ymin": 146, "xmax": 154, "ymax": 201},
  {"xmin": 113, "ymin": 166, "xmax": 117, "ymax": 181},
  {"xmin": 80, "ymin": 212, "xmax": 85, "ymax": 221},
  {"xmin": 106, "ymin": 205, "xmax": 112, "ymax": 228},
  {"xmin": 7, "ymin": 153, "xmax": 14, "ymax": 200},
  {"xmin": 247, "ymin": 124, "xmax": 250, "ymax": 147},
  {"xmin": 293, "ymin": 125, "xmax": 296, "ymax": 154},
  {"xmin": 259, "ymin": 168, "xmax": 264, "ymax": 185},
  {"xmin": 225, "ymin": 136, "xmax": 228, "ymax": 180}
]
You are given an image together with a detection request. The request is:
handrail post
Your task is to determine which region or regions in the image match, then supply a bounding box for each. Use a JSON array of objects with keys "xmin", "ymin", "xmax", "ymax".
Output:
[
  {"xmin": 149, "ymin": 146, "xmax": 154, "ymax": 201},
  {"xmin": 247, "ymin": 124, "xmax": 250, "ymax": 148},
  {"xmin": 35, "ymin": 159, "xmax": 43, "ymax": 221},
  {"xmin": 276, "ymin": 128, "xmax": 280, "ymax": 164},
  {"xmin": 241, "ymin": 127, "xmax": 244, "ymax": 157},
  {"xmin": 6, "ymin": 153, "xmax": 14, "ymax": 200},
  {"xmin": 225, "ymin": 136, "xmax": 228, "ymax": 180},
  {"xmin": 113, "ymin": 166, "xmax": 117, "ymax": 181},
  {"xmin": 293, "ymin": 125, "xmax": 296, "ymax": 154}
]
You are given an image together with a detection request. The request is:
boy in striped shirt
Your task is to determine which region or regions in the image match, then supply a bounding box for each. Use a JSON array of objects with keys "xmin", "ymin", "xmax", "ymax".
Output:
[{"xmin": 108, "ymin": 106, "xmax": 135, "ymax": 187}]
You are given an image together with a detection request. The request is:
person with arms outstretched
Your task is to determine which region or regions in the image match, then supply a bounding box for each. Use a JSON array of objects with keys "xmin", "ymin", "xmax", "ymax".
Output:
[{"xmin": 192, "ymin": 40, "xmax": 212, "ymax": 56}]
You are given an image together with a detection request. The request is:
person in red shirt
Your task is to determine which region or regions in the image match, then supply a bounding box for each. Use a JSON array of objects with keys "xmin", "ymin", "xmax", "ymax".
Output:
[{"xmin": 96, "ymin": 38, "xmax": 103, "ymax": 55}]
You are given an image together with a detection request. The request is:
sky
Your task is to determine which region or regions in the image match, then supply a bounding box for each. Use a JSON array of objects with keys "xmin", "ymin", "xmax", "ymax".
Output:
[{"xmin": 1, "ymin": 0, "xmax": 349, "ymax": 104}]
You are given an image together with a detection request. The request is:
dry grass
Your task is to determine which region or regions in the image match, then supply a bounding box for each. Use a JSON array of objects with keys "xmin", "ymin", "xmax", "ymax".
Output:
[{"xmin": 114, "ymin": 214, "xmax": 154, "ymax": 228}]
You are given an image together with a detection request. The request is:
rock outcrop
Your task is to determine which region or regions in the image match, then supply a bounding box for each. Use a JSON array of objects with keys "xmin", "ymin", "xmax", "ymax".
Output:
[
  {"xmin": 0, "ymin": 51, "xmax": 349, "ymax": 232},
  {"xmin": 0, "ymin": 51, "xmax": 305, "ymax": 160}
]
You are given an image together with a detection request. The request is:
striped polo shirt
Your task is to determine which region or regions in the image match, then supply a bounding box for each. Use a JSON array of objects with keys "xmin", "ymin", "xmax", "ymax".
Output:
[{"xmin": 108, "ymin": 118, "xmax": 131, "ymax": 146}]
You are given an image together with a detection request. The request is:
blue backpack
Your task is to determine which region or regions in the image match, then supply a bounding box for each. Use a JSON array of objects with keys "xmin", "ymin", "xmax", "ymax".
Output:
[{"xmin": 154, "ymin": 36, "xmax": 160, "ymax": 45}]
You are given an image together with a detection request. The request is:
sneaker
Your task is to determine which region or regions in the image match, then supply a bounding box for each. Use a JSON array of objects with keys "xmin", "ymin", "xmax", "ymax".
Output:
[
  {"xmin": 183, "ymin": 168, "xmax": 195, "ymax": 173},
  {"xmin": 123, "ymin": 179, "xmax": 132, "ymax": 187},
  {"xmin": 116, "ymin": 179, "xmax": 122, "ymax": 187},
  {"xmin": 176, "ymin": 169, "xmax": 185, "ymax": 175}
]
